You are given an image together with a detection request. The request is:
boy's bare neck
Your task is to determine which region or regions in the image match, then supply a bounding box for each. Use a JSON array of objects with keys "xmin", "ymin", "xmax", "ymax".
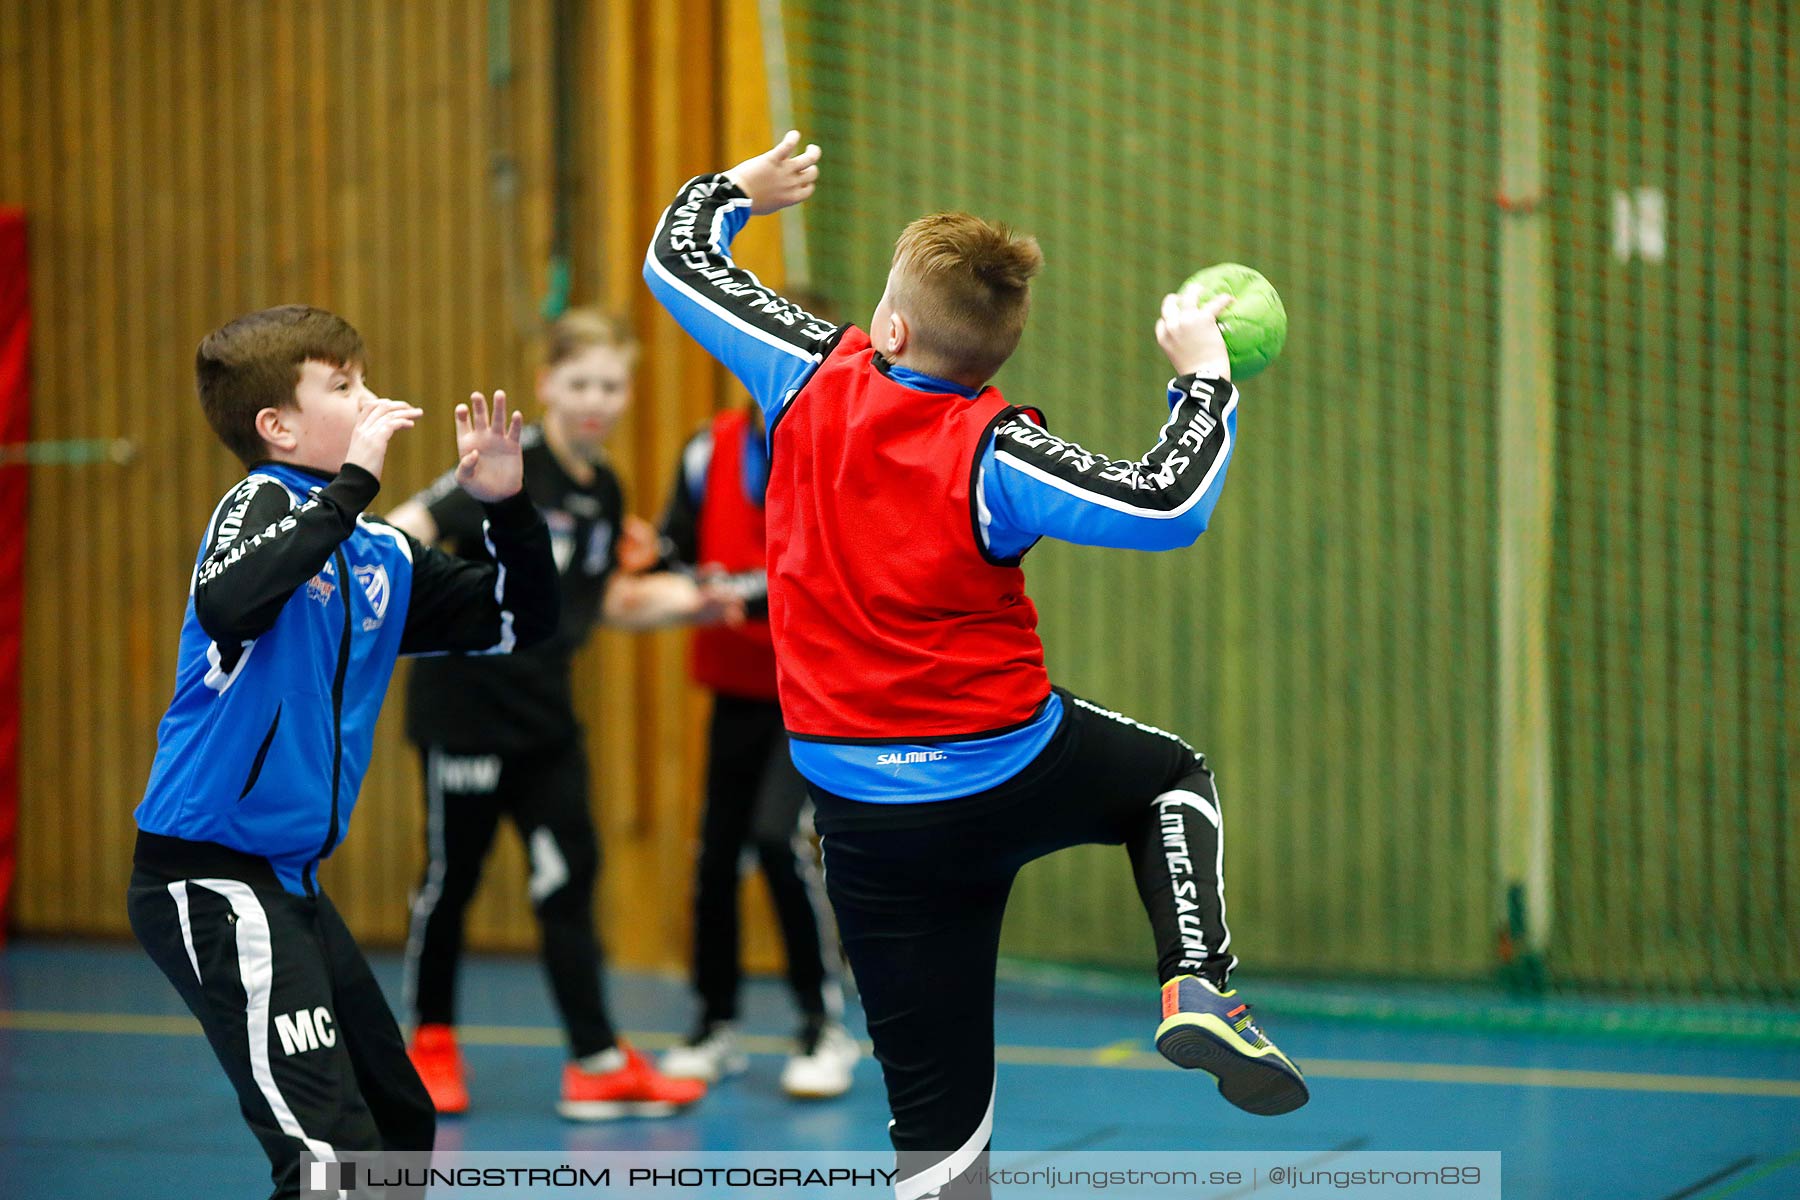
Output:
[{"xmin": 542, "ymin": 414, "xmax": 598, "ymax": 486}]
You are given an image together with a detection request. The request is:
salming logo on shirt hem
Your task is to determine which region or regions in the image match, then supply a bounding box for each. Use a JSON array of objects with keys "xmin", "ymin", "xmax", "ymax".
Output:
[{"xmin": 875, "ymin": 750, "xmax": 949, "ymax": 771}]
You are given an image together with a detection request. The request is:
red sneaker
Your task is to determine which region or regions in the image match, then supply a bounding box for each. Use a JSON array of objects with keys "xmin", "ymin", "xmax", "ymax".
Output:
[
  {"xmin": 407, "ymin": 1023, "xmax": 470, "ymax": 1115},
  {"xmin": 557, "ymin": 1042, "xmax": 706, "ymax": 1120}
]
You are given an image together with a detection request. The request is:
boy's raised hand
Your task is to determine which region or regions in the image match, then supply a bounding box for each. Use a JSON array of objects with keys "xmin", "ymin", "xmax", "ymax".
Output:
[
  {"xmin": 344, "ymin": 397, "xmax": 424, "ymax": 482},
  {"xmin": 726, "ymin": 130, "xmax": 821, "ymax": 216},
  {"xmin": 1156, "ymin": 292, "xmax": 1235, "ymax": 381},
  {"xmin": 454, "ymin": 390, "xmax": 526, "ymax": 503}
]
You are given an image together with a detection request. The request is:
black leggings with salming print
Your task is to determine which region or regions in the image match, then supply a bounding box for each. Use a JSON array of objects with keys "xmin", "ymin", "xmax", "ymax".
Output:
[{"xmin": 811, "ymin": 689, "xmax": 1234, "ymax": 1200}]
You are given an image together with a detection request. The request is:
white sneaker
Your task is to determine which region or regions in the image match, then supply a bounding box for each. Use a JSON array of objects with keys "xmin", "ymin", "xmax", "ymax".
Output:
[
  {"xmin": 659, "ymin": 1022, "xmax": 748, "ymax": 1082},
  {"xmin": 780, "ymin": 1020, "xmax": 860, "ymax": 1099}
]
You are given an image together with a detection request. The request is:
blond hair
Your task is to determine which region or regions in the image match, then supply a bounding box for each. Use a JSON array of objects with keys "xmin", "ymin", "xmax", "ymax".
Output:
[
  {"xmin": 543, "ymin": 308, "xmax": 639, "ymax": 368},
  {"xmin": 887, "ymin": 213, "xmax": 1042, "ymax": 381}
]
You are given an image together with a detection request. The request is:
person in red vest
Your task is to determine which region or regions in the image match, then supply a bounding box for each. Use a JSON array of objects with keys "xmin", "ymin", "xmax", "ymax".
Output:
[
  {"xmin": 653, "ymin": 304, "xmax": 859, "ymax": 1098},
  {"xmin": 646, "ymin": 134, "xmax": 1308, "ymax": 1198}
]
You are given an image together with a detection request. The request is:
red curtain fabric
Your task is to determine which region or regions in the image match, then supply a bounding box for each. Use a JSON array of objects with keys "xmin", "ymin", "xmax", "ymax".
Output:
[{"xmin": 0, "ymin": 209, "xmax": 28, "ymax": 947}]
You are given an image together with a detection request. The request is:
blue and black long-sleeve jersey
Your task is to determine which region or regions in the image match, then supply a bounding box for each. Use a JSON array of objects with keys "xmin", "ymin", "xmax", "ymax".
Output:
[
  {"xmin": 646, "ymin": 173, "xmax": 1239, "ymax": 802},
  {"xmin": 134, "ymin": 461, "xmax": 558, "ymax": 894}
]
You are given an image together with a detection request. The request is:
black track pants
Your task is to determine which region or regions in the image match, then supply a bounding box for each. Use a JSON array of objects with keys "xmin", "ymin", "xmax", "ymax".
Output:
[
  {"xmin": 128, "ymin": 844, "xmax": 434, "ymax": 1200},
  {"xmin": 813, "ymin": 690, "xmax": 1234, "ymax": 1200},
  {"xmin": 691, "ymin": 693, "xmax": 839, "ymax": 1025},
  {"xmin": 401, "ymin": 736, "xmax": 616, "ymax": 1058}
]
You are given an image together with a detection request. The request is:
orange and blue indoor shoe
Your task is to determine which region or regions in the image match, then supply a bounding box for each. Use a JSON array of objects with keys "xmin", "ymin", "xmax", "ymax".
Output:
[{"xmin": 1155, "ymin": 975, "xmax": 1310, "ymax": 1115}]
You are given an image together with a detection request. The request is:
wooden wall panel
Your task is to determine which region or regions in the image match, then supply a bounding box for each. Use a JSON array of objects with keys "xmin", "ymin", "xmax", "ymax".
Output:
[{"xmin": 0, "ymin": 0, "xmax": 781, "ymax": 978}]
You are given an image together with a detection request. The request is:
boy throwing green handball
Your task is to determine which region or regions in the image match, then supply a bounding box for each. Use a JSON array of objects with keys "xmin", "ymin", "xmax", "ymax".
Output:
[{"xmin": 1179, "ymin": 263, "xmax": 1286, "ymax": 380}]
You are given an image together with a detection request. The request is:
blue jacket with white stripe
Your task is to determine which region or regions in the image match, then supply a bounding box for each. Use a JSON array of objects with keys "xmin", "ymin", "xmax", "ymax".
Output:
[{"xmin": 134, "ymin": 461, "xmax": 557, "ymax": 895}]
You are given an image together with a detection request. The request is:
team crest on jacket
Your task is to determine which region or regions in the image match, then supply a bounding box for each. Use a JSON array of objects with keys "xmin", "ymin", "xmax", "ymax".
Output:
[{"xmin": 353, "ymin": 563, "xmax": 390, "ymax": 631}]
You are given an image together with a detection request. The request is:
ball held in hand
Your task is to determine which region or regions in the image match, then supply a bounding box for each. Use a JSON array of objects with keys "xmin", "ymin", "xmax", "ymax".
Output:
[{"xmin": 1178, "ymin": 263, "xmax": 1287, "ymax": 380}]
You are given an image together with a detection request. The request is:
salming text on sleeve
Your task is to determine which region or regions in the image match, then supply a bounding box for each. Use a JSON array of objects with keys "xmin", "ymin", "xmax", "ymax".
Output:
[
  {"xmin": 192, "ymin": 464, "xmax": 381, "ymax": 652},
  {"xmin": 977, "ymin": 375, "xmax": 1239, "ymax": 560},
  {"xmin": 643, "ymin": 173, "xmax": 840, "ymax": 428}
]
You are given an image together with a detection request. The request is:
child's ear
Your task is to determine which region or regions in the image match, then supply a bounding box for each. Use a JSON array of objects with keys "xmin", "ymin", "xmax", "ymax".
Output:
[
  {"xmin": 886, "ymin": 311, "xmax": 909, "ymax": 357},
  {"xmin": 254, "ymin": 406, "xmax": 299, "ymax": 452}
]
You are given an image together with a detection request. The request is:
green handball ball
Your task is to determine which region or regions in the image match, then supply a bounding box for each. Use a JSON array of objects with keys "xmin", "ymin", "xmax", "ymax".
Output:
[{"xmin": 1178, "ymin": 262, "xmax": 1287, "ymax": 380}]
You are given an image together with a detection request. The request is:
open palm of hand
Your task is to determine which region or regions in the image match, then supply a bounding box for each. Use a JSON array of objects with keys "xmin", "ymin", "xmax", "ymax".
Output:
[{"xmin": 454, "ymin": 390, "xmax": 525, "ymax": 503}]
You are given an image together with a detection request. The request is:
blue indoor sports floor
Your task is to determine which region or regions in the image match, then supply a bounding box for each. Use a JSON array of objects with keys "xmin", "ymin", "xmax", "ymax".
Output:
[{"xmin": 2, "ymin": 941, "xmax": 1796, "ymax": 1199}]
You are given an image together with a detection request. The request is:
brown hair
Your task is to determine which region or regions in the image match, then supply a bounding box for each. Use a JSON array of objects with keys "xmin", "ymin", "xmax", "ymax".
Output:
[
  {"xmin": 543, "ymin": 308, "xmax": 639, "ymax": 368},
  {"xmin": 887, "ymin": 213, "xmax": 1042, "ymax": 382},
  {"xmin": 196, "ymin": 305, "xmax": 364, "ymax": 466}
]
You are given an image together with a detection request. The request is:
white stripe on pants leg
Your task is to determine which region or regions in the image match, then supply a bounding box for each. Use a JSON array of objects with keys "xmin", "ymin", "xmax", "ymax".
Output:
[
  {"xmin": 187, "ymin": 878, "xmax": 339, "ymax": 1167},
  {"xmin": 167, "ymin": 881, "xmax": 203, "ymax": 984},
  {"xmin": 401, "ymin": 746, "xmax": 449, "ymax": 1020},
  {"xmin": 1155, "ymin": 787, "xmax": 1233, "ymax": 968},
  {"xmin": 893, "ymin": 1076, "xmax": 995, "ymax": 1200},
  {"xmin": 791, "ymin": 821, "xmax": 846, "ymax": 1019}
]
